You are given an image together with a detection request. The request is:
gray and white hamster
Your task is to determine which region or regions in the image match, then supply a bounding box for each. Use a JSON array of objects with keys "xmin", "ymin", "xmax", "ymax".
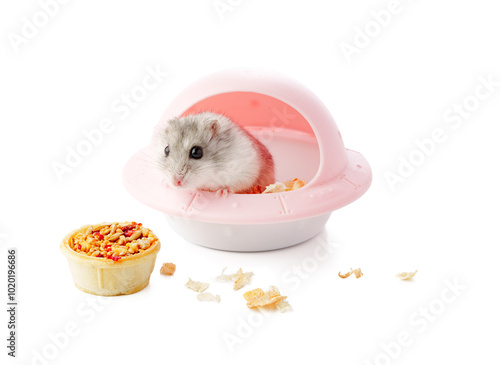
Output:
[{"xmin": 154, "ymin": 112, "xmax": 275, "ymax": 194}]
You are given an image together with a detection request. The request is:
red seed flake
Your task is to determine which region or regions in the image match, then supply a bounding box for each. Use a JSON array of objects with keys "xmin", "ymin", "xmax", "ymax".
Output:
[{"xmin": 121, "ymin": 224, "xmax": 136, "ymax": 232}]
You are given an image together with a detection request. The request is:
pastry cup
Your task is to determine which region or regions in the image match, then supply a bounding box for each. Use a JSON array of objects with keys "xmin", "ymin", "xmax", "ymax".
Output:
[{"xmin": 60, "ymin": 224, "xmax": 161, "ymax": 296}]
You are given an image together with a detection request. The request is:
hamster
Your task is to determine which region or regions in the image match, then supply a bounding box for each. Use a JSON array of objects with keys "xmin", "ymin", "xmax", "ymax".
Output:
[{"xmin": 154, "ymin": 112, "xmax": 275, "ymax": 195}]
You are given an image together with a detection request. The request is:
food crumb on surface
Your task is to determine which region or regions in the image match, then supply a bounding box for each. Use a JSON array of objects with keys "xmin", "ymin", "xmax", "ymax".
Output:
[
  {"xmin": 243, "ymin": 286, "xmax": 289, "ymax": 311},
  {"xmin": 160, "ymin": 262, "xmax": 176, "ymax": 276},
  {"xmin": 197, "ymin": 292, "xmax": 221, "ymax": 303},
  {"xmin": 338, "ymin": 268, "xmax": 363, "ymax": 279},
  {"xmin": 396, "ymin": 270, "xmax": 418, "ymax": 280},
  {"xmin": 216, "ymin": 267, "xmax": 253, "ymax": 290},
  {"xmin": 185, "ymin": 278, "xmax": 209, "ymax": 293}
]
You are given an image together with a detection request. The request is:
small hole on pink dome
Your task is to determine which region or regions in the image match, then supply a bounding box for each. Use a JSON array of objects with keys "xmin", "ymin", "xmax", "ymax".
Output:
[
  {"xmin": 250, "ymin": 99, "xmax": 259, "ymax": 107},
  {"xmin": 356, "ymin": 164, "xmax": 362, "ymax": 168}
]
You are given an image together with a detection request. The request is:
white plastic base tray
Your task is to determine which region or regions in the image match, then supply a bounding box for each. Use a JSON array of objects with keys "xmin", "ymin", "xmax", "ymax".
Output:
[{"xmin": 164, "ymin": 212, "xmax": 331, "ymax": 251}]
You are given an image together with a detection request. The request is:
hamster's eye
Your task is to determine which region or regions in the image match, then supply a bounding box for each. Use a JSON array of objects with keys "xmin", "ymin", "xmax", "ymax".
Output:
[
  {"xmin": 189, "ymin": 146, "xmax": 203, "ymax": 159},
  {"xmin": 164, "ymin": 146, "xmax": 170, "ymax": 157}
]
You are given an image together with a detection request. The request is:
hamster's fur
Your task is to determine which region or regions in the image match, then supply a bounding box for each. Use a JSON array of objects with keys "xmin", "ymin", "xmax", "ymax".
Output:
[{"xmin": 154, "ymin": 112, "xmax": 275, "ymax": 194}]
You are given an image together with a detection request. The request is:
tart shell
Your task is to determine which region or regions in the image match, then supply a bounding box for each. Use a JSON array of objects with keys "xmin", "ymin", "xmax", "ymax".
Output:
[{"xmin": 60, "ymin": 223, "xmax": 161, "ymax": 296}]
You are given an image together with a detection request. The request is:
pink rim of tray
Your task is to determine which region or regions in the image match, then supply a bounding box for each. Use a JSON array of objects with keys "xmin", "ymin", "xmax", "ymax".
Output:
[{"xmin": 123, "ymin": 69, "xmax": 372, "ymax": 225}]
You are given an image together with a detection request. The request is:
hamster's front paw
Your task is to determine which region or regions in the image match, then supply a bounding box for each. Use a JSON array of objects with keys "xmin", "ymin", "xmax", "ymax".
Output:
[{"xmin": 214, "ymin": 188, "xmax": 232, "ymax": 198}]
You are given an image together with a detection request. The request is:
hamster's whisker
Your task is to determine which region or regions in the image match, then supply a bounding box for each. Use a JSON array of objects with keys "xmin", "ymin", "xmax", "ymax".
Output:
[{"xmin": 134, "ymin": 151, "xmax": 168, "ymax": 171}]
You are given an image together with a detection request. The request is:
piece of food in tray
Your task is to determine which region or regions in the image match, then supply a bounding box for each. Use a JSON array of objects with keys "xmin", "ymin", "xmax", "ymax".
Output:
[{"xmin": 262, "ymin": 178, "xmax": 307, "ymax": 194}]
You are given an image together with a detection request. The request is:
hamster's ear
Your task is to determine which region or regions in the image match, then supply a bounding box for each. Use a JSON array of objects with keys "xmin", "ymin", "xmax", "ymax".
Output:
[
  {"xmin": 207, "ymin": 119, "xmax": 219, "ymax": 141},
  {"xmin": 165, "ymin": 116, "xmax": 179, "ymax": 129}
]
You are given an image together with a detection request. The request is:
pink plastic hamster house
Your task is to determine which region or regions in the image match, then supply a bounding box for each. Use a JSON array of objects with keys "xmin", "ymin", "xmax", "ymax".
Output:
[{"xmin": 123, "ymin": 69, "xmax": 372, "ymax": 251}]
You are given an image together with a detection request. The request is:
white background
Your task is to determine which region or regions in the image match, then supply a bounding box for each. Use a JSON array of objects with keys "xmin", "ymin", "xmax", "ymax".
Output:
[{"xmin": 1, "ymin": 0, "xmax": 499, "ymax": 364}]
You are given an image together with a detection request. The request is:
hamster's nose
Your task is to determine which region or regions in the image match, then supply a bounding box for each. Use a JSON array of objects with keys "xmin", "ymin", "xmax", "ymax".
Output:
[{"xmin": 173, "ymin": 176, "xmax": 183, "ymax": 187}]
